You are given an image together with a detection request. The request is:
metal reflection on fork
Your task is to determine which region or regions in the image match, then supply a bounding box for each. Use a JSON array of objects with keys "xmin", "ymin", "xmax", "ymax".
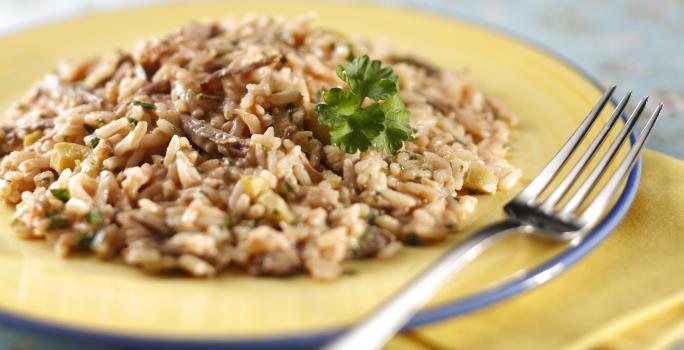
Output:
[{"xmin": 323, "ymin": 86, "xmax": 663, "ymax": 350}]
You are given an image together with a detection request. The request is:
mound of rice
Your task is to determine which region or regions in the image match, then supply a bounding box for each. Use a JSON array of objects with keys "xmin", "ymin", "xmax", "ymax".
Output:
[{"xmin": 0, "ymin": 14, "xmax": 520, "ymax": 279}]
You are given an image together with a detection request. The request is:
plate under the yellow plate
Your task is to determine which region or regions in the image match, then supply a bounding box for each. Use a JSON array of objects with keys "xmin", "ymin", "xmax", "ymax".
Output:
[{"xmin": 0, "ymin": 1, "xmax": 624, "ymax": 340}]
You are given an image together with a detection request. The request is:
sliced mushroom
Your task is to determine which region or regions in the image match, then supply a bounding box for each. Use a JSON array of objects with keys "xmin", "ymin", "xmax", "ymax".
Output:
[
  {"xmin": 298, "ymin": 153, "xmax": 323, "ymax": 182},
  {"xmin": 387, "ymin": 54, "xmax": 439, "ymax": 76},
  {"xmin": 353, "ymin": 227, "xmax": 395, "ymax": 258},
  {"xmin": 131, "ymin": 210, "xmax": 171, "ymax": 237},
  {"xmin": 200, "ymin": 54, "xmax": 281, "ymax": 94},
  {"xmin": 426, "ymin": 98, "xmax": 454, "ymax": 115},
  {"xmin": 271, "ymin": 109, "xmax": 297, "ymax": 139},
  {"xmin": 140, "ymin": 80, "xmax": 171, "ymax": 95},
  {"xmin": 179, "ymin": 114, "xmax": 250, "ymax": 157},
  {"xmin": 3, "ymin": 119, "xmax": 55, "ymax": 146}
]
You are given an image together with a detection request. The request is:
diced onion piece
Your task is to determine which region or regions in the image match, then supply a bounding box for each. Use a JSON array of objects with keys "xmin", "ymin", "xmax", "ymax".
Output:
[
  {"xmin": 241, "ymin": 175, "xmax": 269, "ymax": 199},
  {"xmin": 463, "ymin": 163, "xmax": 498, "ymax": 194},
  {"xmin": 50, "ymin": 142, "xmax": 91, "ymax": 173},
  {"xmin": 257, "ymin": 190, "xmax": 294, "ymax": 223},
  {"xmin": 23, "ymin": 130, "xmax": 43, "ymax": 147}
]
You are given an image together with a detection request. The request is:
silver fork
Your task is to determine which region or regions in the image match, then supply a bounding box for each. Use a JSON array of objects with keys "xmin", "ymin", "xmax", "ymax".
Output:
[{"xmin": 323, "ymin": 86, "xmax": 663, "ymax": 350}]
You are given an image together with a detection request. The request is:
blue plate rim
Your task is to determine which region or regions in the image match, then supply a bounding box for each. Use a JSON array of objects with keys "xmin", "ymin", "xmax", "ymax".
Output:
[{"xmin": 0, "ymin": 2, "xmax": 641, "ymax": 349}]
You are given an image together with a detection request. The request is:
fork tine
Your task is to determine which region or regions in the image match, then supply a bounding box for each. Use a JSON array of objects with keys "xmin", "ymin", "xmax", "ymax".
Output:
[
  {"xmin": 539, "ymin": 91, "xmax": 632, "ymax": 211},
  {"xmin": 579, "ymin": 104, "xmax": 662, "ymax": 225},
  {"xmin": 517, "ymin": 85, "xmax": 616, "ymax": 202},
  {"xmin": 559, "ymin": 97, "xmax": 649, "ymax": 217}
]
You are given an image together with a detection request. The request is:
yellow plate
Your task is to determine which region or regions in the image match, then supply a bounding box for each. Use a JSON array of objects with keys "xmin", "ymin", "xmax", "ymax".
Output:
[{"xmin": 0, "ymin": 1, "xmax": 637, "ymax": 347}]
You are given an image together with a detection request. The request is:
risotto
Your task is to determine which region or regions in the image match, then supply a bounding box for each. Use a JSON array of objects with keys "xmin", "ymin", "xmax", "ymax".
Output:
[{"xmin": 0, "ymin": 14, "xmax": 520, "ymax": 279}]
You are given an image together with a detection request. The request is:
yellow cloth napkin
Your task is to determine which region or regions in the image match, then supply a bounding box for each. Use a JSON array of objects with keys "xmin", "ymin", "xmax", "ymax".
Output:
[{"xmin": 386, "ymin": 149, "xmax": 684, "ymax": 350}]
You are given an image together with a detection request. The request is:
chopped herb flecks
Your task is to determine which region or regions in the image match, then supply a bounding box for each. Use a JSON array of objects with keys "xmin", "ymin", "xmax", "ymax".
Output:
[
  {"xmin": 50, "ymin": 188, "xmax": 70, "ymax": 202},
  {"xmin": 403, "ymin": 232, "xmax": 423, "ymax": 246},
  {"xmin": 86, "ymin": 209, "xmax": 104, "ymax": 225},
  {"xmin": 127, "ymin": 117, "xmax": 139, "ymax": 127},
  {"xmin": 77, "ymin": 232, "xmax": 95, "ymax": 248},
  {"xmin": 47, "ymin": 210, "xmax": 69, "ymax": 230},
  {"xmin": 220, "ymin": 214, "xmax": 233, "ymax": 230},
  {"xmin": 367, "ymin": 209, "xmax": 377, "ymax": 225},
  {"xmin": 89, "ymin": 137, "xmax": 101, "ymax": 148},
  {"xmin": 133, "ymin": 100, "xmax": 156, "ymax": 110}
]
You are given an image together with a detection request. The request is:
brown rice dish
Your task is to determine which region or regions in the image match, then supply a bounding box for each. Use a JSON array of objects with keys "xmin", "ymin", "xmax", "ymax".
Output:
[{"xmin": 0, "ymin": 14, "xmax": 520, "ymax": 279}]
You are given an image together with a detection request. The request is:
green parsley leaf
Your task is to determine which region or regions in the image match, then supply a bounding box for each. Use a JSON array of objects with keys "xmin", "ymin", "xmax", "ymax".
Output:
[
  {"xmin": 89, "ymin": 137, "xmax": 101, "ymax": 148},
  {"xmin": 127, "ymin": 117, "xmax": 139, "ymax": 127},
  {"xmin": 329, "ymin": 103, "xmax": 385, "ymax": 154},
  {"xmin": 314, "ymin": 55, "xmax": 413, "ymax": 155},
  {"xmin": 314, "ymin": 88, "xmax": 361, "ymax": 126},
  {"xmin": 336, "ymin": 55, "xmax": 398, "ymax": 101},
  {"xmin": 133, "ymin": 100, "xmax": 156, "ymax": 110},
  {"xmin": 373, "ymin": 95, "xmax": 414, "ymax": 154},
  {"xmin": 50, "ymin": 188, "xmax": 70, "ymax": 202}
]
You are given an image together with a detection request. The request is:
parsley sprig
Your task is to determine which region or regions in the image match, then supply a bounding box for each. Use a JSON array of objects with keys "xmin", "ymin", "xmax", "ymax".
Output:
[{"xmin": 315, "ymin": 55, "xmax": 413, "ymax": 154}]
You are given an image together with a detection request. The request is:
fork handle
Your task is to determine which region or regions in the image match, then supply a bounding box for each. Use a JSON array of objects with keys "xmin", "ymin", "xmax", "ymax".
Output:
[{"xmin": 323, "ymin": 219, "xmax": 525, "ymax": 350}]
